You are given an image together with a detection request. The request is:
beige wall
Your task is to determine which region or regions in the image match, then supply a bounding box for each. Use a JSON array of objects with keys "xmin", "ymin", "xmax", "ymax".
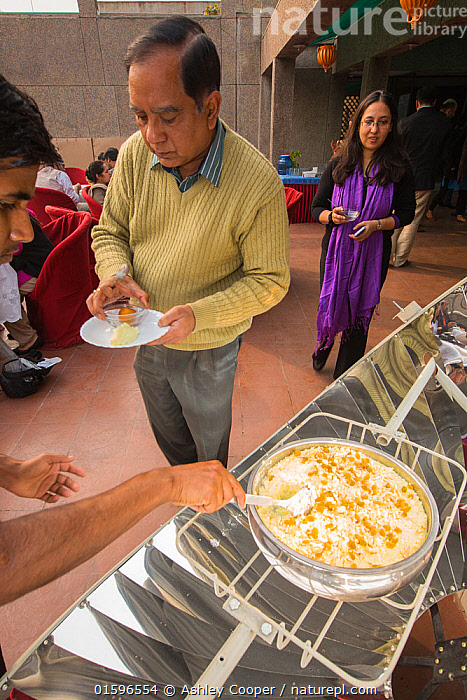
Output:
[
  {"xmin": 291, "ymin": 50, "xmax": 346, "ymax": 170},
  {"xmin": 52, "ymin": 137, "xmax": 128, "ymax": 170},
  {"xmin": 53, "ymin": 138, "xmax": 94, "ymax": 170},
  {"xmin": 0, "ymin": 1, "xmax": 261, "ymax": 154},
  {"xmin": 0, "ymin": 3, "xmax": 347, "ymax": 167}
]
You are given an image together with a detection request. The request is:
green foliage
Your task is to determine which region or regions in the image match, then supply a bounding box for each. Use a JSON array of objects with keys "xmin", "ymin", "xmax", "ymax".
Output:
[{"xmin": 290, "ymin": 151, "xmax": 301, "ymax": 167}]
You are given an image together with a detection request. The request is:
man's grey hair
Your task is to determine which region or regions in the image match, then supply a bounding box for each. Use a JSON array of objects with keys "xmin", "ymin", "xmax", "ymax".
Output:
[
  {"xmin": 441, "ymin": 99, "xmax": 458, "ymax": 112},
  {"xmin": 125, "ymin": 17, "xmax": 220, "ymax": 113}
]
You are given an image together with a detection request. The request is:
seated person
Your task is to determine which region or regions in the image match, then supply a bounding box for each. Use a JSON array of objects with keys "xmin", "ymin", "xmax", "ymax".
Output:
[
  {"xmin": 3, "ymin": 214, "xmax": 53, "ymax": 357},
  {"xmin": 35, "ymin": 160, "xmax": 89, "ymax": 211},
  {"xmin": 35, "ymin": 161, "xmax": 80, "ymax": 205},
  {"xmin": 330, "ymin": 138, "xmax": 344, "ymax": 158},
  {"xmin": 85, "ymin": 160, "xmax": 111, "ymax": 205},
  {"xmin": 104, "ymin": 147, "xmax": 118, "ymax": 174}
]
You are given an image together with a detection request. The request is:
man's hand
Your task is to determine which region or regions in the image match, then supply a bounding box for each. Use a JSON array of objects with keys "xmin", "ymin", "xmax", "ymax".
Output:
[
  {"xmin": 148, "ymin": 304, "xmax": 195, "ymax": 345},
  {"xmin": 1, "ymin": 454, "xmax": 86, "ymax": 503},
  {"xmin": 86, "ymin": 274, "xmax": 149, "ymax": 321},
  {"xmin": 168, "ymin": 460, "xmax": 245, "ymax": 513}
]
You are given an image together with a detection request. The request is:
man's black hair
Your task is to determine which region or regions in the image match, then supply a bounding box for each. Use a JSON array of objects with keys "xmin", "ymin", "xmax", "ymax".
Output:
[
  {"xmin": 0, "ymin": 74, "xmax": 58, "ymax": 169},
  {"xmin": 125, "ymin": 16, "xmax": 220, "ymax": 112},
  {"xmin": 104, "ymin": 147, "xmax": 119, "ymax": 161},
  {"xmin": 416, "ymin": 86, "xmax": 438, "ymax": 106}
]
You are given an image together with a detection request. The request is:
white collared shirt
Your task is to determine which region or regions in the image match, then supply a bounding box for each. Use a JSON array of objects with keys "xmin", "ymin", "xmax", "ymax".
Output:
[{"xmin": 36, "ymin": 166, "xmax": 80, "ymax": 205}]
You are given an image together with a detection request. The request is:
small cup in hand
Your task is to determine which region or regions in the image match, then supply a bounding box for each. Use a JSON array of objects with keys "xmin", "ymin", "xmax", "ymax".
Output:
[{"xmin": 340, "ymin": 209, "xmax": 360, "ymax": 221}]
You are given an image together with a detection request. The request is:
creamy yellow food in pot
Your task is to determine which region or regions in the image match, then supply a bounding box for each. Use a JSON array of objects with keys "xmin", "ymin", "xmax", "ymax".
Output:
[{"xmin": 257, "ymin": 445, "xmax": 428, "ymax": 569}]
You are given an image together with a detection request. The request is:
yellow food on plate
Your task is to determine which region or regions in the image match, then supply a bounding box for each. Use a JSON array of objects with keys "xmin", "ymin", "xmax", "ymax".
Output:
[
  {"xmin": 257, "ymin": 445, "xmax": 427, "ymax": 569},
  {"xmin": 110, "ymin": 323, "xmax": 139, "ymax": 346}
]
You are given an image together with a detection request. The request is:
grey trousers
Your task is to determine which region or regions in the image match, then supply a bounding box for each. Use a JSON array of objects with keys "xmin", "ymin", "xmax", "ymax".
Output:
[{"xmin": 133, "ymin": 337, "xmax": 241, "ymax": 467}]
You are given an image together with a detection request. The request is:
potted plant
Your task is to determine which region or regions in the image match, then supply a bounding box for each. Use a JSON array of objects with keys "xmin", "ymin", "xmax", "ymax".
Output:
[{"xmin": 290, "ymin": 151, "xmax": 301, "ymax": 168}]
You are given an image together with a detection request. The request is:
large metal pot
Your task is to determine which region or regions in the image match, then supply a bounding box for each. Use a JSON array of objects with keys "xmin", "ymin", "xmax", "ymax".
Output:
[{"xmin": 248, "ymin": 439, "xmax": 439, "ymax": 602}]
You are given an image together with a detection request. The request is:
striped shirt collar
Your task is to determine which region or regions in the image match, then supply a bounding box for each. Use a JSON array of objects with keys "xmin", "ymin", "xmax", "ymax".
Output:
[{"xmin": 150, "ymin": 118, "xmax": 225, "ymax": 191}]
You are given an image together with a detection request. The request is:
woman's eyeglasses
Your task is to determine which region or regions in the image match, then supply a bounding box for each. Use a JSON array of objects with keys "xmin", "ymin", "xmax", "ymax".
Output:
[{"xmin": 361, "ymin": 118, "xmax": 391, "ymax": 129}]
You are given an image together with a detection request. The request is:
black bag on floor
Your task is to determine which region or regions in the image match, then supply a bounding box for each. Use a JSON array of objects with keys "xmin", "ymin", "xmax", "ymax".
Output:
[{"xmin": 0, "ymin": 358, "xmax": 51, "ymax": 398}]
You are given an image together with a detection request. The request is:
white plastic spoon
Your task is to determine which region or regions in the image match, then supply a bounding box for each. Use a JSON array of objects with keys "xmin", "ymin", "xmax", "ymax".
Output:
[{"xmin": 232, "ymin": 485, "xmax": 317, "ymax": 518}]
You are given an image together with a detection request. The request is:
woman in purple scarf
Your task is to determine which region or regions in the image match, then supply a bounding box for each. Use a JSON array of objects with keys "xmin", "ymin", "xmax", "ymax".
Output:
[{"xmin": 311, "ymin": 90, "xmax": 416, "ymax": 379}]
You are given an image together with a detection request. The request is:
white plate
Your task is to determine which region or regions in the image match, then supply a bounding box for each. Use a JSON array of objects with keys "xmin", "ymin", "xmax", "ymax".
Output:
[{"xmin": 80, "ymin": 309, "xmax": 170, "ymax": 349}]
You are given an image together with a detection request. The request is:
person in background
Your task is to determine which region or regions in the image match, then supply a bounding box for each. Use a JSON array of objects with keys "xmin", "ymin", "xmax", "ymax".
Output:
[
  {"xmin": 330, "ymin": 138, "xmax": 343, "ymax": 158},
  {"xmin": 426, "ymin": 99, "xmax": 458, "ymax": 221},
  {"xmin": 103, "ymin": 147, "xmax": 119, "ymax": 174},
  {"xmin": 440, "ymin": 98, "xmax": 458, "ymax": 120},
  {"xmin": 311, "ymin": 90, "xmax": 415, "ymax": 379},
  {"xmin": 35, "ymin": 159, "xmax": 90, "ymax": 212},
  {"xmin": 391, "ymin": 86, "xmax": 450, "ymax": 267},
  {"xmin": 85, "ymin": 160, "xmax": 111, "ymax": 205},
  {"xmin": 3, "ymin": 214, "xmax": 53, "ymax": 357},
  {"xmin": 35, "ymin": 160, "xmax": 82, "ymax": 207}
]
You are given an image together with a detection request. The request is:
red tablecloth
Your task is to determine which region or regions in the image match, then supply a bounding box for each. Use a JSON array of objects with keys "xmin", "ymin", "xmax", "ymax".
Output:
[{"xmin": 285, "ymin": 183, "xmax": 318, "ymax": 224}]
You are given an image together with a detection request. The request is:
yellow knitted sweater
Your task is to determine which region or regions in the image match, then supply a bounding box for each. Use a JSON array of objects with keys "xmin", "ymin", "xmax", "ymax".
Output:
[{"xmin": 91, "ymin": 123, "xmax": 290, "ymax": 351}]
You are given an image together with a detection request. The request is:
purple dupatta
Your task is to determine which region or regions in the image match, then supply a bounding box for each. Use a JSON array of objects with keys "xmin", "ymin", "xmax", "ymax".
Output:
[{"xmin": 316, "ymin": 167, "xmax": 394, "ymax": 349}]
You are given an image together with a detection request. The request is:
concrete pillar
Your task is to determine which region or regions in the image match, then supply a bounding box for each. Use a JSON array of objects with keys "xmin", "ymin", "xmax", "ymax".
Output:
[
  {"xmin": 258, "ymin": 66, "xmax": 272, "ymax": 158},
  {"xmin": 324, "ymin": 75, "xmax": 347, "ymax": 150},
  {"xmin": 77, "ymin": 0, "xmax": 97, "ymax": 16},
  {"xmin": 360, "ymin": 56, "xmax": 391, "ymax": 100},
  {"xmin": 269, "ymin": 57, "xmax": 295, "ymax": 166}
]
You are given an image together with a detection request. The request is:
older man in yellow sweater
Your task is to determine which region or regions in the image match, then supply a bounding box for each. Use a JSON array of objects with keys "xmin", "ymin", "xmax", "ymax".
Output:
[{"xmin": 88, "ymin": 17, "xmax": 290, "ymax": 467}]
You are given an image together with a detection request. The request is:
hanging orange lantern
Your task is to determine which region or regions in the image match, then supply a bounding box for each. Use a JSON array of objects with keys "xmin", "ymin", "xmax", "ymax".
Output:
[
  {"xmin": 400, "ymin": 0, "xmax": 438, "ymax": 29},
  {"xmin": 317, "ymin": 44, "xmax": 337, "ymax": 73}
]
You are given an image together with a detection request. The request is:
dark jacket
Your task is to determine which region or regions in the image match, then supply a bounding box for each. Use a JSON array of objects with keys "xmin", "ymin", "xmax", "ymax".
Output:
[
  {"xmin": 457, "ymin": 130, "xmax": 467, "ymax": 183},
  {"xmin": 399, "ymin": 106, "xmax": 451, "ymax": 190},
  {"xmin": 10, "ymin": 215, "xmax": 53, "ymax": 279}
]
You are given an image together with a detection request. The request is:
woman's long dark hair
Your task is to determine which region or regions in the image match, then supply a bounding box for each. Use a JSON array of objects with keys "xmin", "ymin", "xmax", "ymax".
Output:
[
  {"xmin": 333, "ymin": 90, "xmax": 408, "ymax": 187},
  {"xmin": 86, "ymin": 160, "xmax": 105, "ymax": 183}
]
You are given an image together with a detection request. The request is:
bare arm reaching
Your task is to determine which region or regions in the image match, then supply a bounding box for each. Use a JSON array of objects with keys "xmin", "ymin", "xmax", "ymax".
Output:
[{"xmin": 0, "ymin": 460, "xmax": 245, "ymax": 605}]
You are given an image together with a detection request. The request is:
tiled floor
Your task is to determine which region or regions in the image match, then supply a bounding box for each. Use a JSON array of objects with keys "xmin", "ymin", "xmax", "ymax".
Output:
[{"xmin": 1, "ymin": 207, "xmax": 467, "ymax": 684}]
